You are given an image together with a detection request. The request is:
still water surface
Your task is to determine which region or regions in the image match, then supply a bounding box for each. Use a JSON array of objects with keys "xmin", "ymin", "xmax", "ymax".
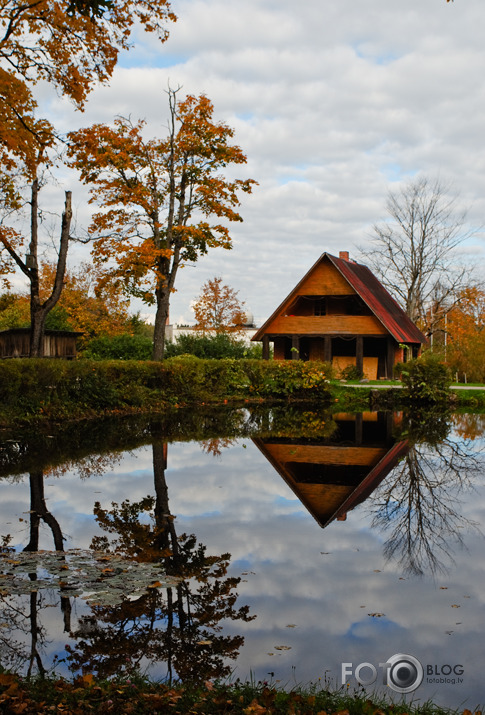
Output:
[{"xmin": 1, "ymin": 408, "xmax": 484, "ymax": 708}]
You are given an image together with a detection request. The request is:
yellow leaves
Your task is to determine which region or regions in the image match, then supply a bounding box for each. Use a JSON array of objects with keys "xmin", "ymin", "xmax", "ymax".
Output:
[
  {"xmin": 244, "ymin": 700, "xmax": 268, "ymax": 715},
  {"xmin": 78, "ymin": 673, "xmax": 95, "ymax": 687},
  {"xmin": 0, "ymin": 672, "xmax": 18, "ymax": 694}
]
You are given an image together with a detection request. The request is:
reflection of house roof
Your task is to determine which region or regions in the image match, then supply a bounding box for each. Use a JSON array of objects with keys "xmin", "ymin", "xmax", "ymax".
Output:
[
  {"xmin": 253, "ymin": 434, "xmax": 409, "ymax": 528},
  {"xmin": 252, "ymin": 252, "xmax": 426, "ymax": 344}
]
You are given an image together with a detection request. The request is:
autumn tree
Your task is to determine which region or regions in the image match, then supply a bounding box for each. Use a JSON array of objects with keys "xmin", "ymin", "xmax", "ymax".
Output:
[
  {"xmin": 193, "ymin": 276, "xmax": 246, "ymax": 335},
  {"xmin": 0, "ymin": 144, "xmax": 73, "ymax": 355},
  {"xmin": 0, "ymin": 0, "xmax": 175, "ymax": 153},
  {"xmin": 362, "ymin": 176, "xmax": 474, "ymax": 334},
  {"xmin": 40, "ymin": 261, "xmax": 131, "ymax": 340},
  {"xmin": 67, "ymin": 89, "xmax": 256, "ymax": 360},
  {"xmin": 445, "ymin": 286, "xmax": 485, "ymax": 382},
  {"xmin": 0, "ymin": 0, "xmax": 175, "ymax": 355},
  {"xmin": 0, "ymin": 0, "xmax": 176, "ymax": 205}
]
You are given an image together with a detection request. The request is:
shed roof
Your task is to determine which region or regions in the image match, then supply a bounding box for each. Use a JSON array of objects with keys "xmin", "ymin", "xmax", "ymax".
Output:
[
  {"xmin": 0, "ymin": 328, "xmax": 83, "ymax": 337},
  {"xmin": 252, "ymin": 252, "xmax": 427, "ymax": 344}
]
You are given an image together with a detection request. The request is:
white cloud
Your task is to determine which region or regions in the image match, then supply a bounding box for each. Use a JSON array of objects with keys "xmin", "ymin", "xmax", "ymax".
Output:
[{"xmin": 24, "ymin": 0, "xmax": 485, "ymax": 325}]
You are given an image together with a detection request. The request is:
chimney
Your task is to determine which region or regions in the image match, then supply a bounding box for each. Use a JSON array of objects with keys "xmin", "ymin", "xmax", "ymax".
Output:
[{"xmin": 339, "ymin": 251, "xmax": 349, "ymax": 261}]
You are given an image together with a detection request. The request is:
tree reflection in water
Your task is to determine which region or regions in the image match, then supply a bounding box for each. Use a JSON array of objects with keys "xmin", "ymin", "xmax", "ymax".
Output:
[
  {"xmin": 367, "ymin": 409, "xmax": 484, "ymax": 576},
  {"xmin": 66, "ymin": 439, "xmax": 254, "ymax": 683}
]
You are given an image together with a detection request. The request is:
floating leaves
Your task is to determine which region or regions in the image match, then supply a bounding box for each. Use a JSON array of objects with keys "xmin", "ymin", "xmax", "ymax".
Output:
[
  {"xmin": 0, "ymin": 549, "xmax": 180, "ymax": 606},
  {"xmin": 274, "ymin": 645, "xmax": 291, "ymax": 651}
]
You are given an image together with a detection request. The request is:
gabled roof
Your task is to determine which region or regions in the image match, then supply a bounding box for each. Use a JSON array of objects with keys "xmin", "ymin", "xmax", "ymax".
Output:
[
  {"xmin": 253, "ymin": 252, "xmax": 427, "ymax": 344},
  {"xmin": 252, "ymin": 437, "xmax": 409, "ymax": 529}
]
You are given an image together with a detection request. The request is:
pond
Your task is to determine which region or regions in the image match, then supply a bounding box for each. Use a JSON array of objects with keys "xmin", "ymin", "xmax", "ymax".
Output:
[{"xmin": 1, "ymin": 406, "xmax": 484, "ymax": 709}]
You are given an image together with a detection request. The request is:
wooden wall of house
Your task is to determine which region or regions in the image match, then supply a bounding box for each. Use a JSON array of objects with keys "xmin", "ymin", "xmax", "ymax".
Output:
[
  {"xmin": 266, "ymin": 314, "xmax": 387, "ymax": 335},
  {"xmin": 0, "ymin": 332, "xmax": 30, "ymax": 358},
  {"xmin": 263, "ymin": 259, "xmax": 387, "ymax": 336},
  {"xmin": 0, "ymin": 330, "xmax": 78, "ymax": 358},
  {"xmin": 43, "ymin": 334, "xmax": 78, "ymax": 358},
  {"xmin": 263, "ymin": 443, "xmax": 388, "ymax": 467},
  {"xmin": 298, "ymin": 260, "xmax": 355, "ymax": 295}
]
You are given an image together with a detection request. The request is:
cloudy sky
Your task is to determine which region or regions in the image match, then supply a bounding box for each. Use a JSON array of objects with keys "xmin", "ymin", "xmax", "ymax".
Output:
[{"xmin": 36, "ymin": 0, "xmax": 485, "ymax": 326}]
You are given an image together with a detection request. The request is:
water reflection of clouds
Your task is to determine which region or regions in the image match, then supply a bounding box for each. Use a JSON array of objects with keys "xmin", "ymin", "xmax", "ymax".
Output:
[{"xmin": 1, "ymin": 430, "xmax": 485, "ymax": 707}]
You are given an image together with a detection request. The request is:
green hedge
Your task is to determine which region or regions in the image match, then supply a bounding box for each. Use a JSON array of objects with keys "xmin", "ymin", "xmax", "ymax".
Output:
[{"xmin": 0, "ymin": 358, "xmax": 332, "ymax": 424}]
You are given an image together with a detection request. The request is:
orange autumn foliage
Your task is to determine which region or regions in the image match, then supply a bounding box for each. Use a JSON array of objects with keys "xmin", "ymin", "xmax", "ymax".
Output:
[
  {"xmin": 0, "ymin": 0, "xmax": 175, "ymax": 107},
  {"xmin": 41, "ymin": 261, "xmax": 132, "ymax": 339},
  {"xmin": 0, "ymin": 0, "xmax": 175, "ymax": 174},
  {"xmin": 193, "ymin": 277, "xmax": 247, "ymax": 336},
  {"xmin": 445, "ymin": 286, "xmax": 485, "ymax": 382},
  {"xmin": 67, "ymin": 90, "xmax": 256, "ymax": 359},
  {"xmin": 0, "ymin": 261, "xmax": 131, "ymax": 339}
]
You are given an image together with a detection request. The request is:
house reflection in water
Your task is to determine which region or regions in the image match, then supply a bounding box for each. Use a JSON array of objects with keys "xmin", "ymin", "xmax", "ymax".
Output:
[{"xmin": 253, "ymin": 412, "xmax": 408, "ymax": 528}]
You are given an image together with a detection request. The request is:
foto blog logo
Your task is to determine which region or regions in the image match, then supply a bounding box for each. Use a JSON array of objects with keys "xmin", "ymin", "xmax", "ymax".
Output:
[{"xmin": 342, "ymin": 653, "xmax": 424, "ymax": 694}]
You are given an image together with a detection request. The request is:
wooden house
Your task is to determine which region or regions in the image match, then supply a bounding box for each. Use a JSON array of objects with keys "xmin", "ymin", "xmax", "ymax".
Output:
[
  {"xmin": 253, "ymin": 411, "xmax": 408, "ymax": 528},
  {"xmin": 0, "ymin": 328, "xmax": 82, "ymax": 359},
  {"xmin": 252, "ymin": 251, "xmax": 427, "ymax": 379}
]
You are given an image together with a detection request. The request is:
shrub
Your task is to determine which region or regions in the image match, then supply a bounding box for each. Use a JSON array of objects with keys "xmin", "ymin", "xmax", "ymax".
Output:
[
  {"xmin": 82, "ymin": 334, "xmax": 153, "ymax": 360},
  {"xmin": 400, "ymin": 353, "xmax": 451, "ymax": 403},
  {"xmin": 165, "ymin": 333, "xmax": 263, "ymax": 359},
  {"xmin": 339, "ymin": 364, "xmax": 363, "ymax": 381}
]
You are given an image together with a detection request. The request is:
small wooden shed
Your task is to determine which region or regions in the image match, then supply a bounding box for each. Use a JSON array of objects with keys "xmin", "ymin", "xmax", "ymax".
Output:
[
  {"xmin": 0, "ymin": 328, "xmax": 82, "ymax": 359},
  {"xmin": 252, "ymin": 251, "xmax": 427, "ymax": 379}
]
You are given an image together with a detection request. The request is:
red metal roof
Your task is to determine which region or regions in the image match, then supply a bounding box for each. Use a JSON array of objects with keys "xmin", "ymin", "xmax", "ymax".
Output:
[{"xmin": 253, "ymin": 252, "xmax": 427, "ymax": 344}]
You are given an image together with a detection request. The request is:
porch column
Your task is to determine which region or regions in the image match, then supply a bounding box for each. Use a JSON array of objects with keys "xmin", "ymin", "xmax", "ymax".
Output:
[
  {"xmin": 387, "ymin": 338, "xmax": 395, "ymax": 379},
  {"xmin": 262, "ymin": 335, "xmax": 270, "ymax": 360},
  {"xmin": 356, "ymin": 337, "xmax": 363, "ymax": 376},
  {"xmin": 291, "ymin": 335, "xmax": 300, "ymax": 360},
  {"xmin": 324, "ymin": 336, "xmax": 332, "ymax": 363},
  {"xmin": 355, "ymin": 412, "xmax": 363, "ymax": 446}
]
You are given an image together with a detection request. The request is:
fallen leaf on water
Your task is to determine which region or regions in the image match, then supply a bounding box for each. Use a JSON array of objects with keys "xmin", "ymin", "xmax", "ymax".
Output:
[
  {"xmin": 451, "ymin": 604, "xmax": 460, "ymax": 608},
  {"xmin": 274, "ymin": 645, "xmax": 291, "ymax": 651},
  {"xmin": 286, "ymin": 624, "xmax": 297, "ymax": 628}
]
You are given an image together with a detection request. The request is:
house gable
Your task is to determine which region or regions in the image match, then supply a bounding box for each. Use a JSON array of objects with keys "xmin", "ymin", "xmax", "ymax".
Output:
[{"xmin": 253, "ymin": 252, "xmax": 426, "ymax": 345}]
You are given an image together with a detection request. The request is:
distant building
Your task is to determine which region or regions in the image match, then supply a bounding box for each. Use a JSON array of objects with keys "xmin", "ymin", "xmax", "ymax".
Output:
[
  {"xmin": 168, "ymin": 311, "xmax": 258, "ymax": 346},
  {"xmin": 252, "ymin": 251, "xmax": 426, "ymax": 379},
  {"xmin": 0, "ymin": 328, "xmax": 82, "ymax": 359}
]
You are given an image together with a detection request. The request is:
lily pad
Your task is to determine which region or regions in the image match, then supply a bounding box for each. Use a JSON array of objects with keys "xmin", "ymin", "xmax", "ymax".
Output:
[{"xmin": 0, "ymin": 549, "xmax": 180, "ymax": 606}]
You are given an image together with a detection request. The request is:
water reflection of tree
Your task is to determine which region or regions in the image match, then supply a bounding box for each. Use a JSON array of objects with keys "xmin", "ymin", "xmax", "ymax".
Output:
[
  {"xmin": 0, "ymin": 468, "xmax": 69, "ymax": 678},
  {"xmin": 0, "ymin": 450, "xmax": 125, "ymax": 677},
  {"xmin": 66, "ymin": 439, "xmax": 254, "ymax": 682},
  {"xmin": 368, "ymin": 410, "xmax": 483, "ymax": 575}
]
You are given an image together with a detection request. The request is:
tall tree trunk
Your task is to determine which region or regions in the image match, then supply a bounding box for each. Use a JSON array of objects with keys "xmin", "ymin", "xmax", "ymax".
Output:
[
  {"xmin": 29, "ymin": 187, "xmax": 72, "ymax": 357},
  {"xmin": 152, "ymin": 288, "xmax": 170, "ymax": 361}
]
